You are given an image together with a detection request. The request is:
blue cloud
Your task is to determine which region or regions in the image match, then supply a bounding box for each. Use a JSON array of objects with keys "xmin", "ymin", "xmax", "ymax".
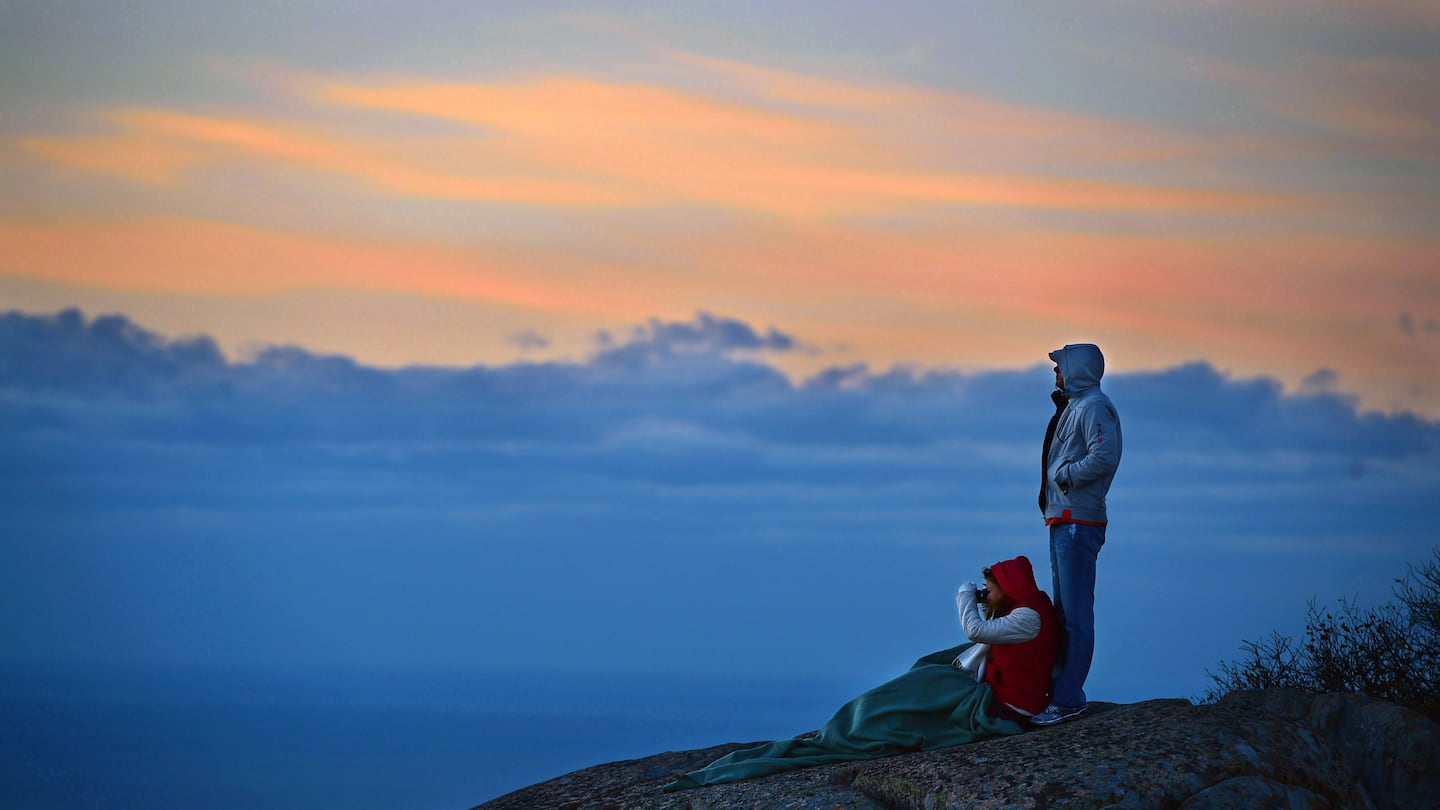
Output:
[
  {"xmin": 1111, "ymin": 361, "xmax": 1435, "ymax": 458},
  {"xmin": 599, "ymin": 311, "xmax": 799, "ymax": 355},
  {"xmin": 506, "ymin": 329, "xmax": 551, "ymax": 351},
  {"xmin": 0, "ymin": 308, "xmax": 226, "ymax": 393},
  {"xmin": 2, "ymin": 308, "xmax": 1436, "ymax": 704}
]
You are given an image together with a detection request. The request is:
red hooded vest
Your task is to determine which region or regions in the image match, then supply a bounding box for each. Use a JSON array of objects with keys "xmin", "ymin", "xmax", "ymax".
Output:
[{"xmin": 982, "ymin": 556, "xmax": 1060, "ymax": 715}]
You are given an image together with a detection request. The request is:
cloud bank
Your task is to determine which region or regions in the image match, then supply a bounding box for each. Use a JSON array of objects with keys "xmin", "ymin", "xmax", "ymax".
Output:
[{"xmin": 3, "ymin": 308, "xmax": 1436, "ymax": 701}]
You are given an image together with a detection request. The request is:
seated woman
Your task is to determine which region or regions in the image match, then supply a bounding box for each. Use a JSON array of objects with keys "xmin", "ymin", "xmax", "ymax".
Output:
[{"xmin": 664, "ymin": 555, "xmax": 1058, "ymax": 792}]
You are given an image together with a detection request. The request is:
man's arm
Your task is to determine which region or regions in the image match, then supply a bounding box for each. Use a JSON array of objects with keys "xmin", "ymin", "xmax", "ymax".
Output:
[{"xmin": 1050, "ymin": 400, "xmax": 1121, "ymax": 491}]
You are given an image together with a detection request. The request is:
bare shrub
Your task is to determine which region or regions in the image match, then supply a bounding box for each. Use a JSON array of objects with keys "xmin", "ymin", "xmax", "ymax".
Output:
[{"xmin": 1204, "ymin": 547, "xmax": 1440, "ymax": 718}]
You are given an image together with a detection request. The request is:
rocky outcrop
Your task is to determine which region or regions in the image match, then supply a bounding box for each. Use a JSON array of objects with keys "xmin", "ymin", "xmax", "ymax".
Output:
[{"xmin": 473, "ymin": 689, "xmax": 1438, "ymax": 809}]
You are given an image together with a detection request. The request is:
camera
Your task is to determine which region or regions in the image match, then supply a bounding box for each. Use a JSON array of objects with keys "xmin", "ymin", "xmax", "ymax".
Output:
[{"xmin": 976, "ymin": 587, "xmax": 989, "ymax": 603}]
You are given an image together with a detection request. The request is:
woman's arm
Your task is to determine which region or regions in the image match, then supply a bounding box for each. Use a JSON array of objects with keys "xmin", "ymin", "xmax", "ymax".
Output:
[{"xmin": 956, "ymin": 588, "xmax": 1041, "ymax": 644}]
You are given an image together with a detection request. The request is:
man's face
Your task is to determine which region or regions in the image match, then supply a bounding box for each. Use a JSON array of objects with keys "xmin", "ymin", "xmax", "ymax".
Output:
[{"xmin": 1053, "ymin": 364, "xmax": 1064, "ymax": 390}]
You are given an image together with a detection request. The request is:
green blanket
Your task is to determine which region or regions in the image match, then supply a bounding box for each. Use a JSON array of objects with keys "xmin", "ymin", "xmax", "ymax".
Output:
[{"xmin": 663, "ymin": 643, "xmax": 1022, "ymax": 792}]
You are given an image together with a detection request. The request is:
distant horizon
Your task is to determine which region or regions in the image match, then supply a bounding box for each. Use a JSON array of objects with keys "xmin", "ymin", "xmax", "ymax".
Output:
[
  {"xmin": 5, "ymin": 304, "xmax": 1435, "ymax": 693},
  {"xmin": 9, "ymin": 302, "xmax": 1426, "ymax": 419},
  {"xmin": 3, "ymin": 655, "xmax": 853, "ymax": 808}
]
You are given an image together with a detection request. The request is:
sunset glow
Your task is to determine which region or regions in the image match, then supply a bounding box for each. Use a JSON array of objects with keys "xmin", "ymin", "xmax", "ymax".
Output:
[{"xmin": 2, "ymin": 2, "xmax": 1437, "ymax": 413}]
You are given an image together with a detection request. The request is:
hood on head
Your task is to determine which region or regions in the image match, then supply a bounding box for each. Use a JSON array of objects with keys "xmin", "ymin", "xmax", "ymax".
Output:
[
  {"xmin": 1049, "ymin": 343, "xmax": 1104, "ymax": 395},
  {"xmin": 989, "ymin": 555, "xmax": 1042, "ymax": 602}
]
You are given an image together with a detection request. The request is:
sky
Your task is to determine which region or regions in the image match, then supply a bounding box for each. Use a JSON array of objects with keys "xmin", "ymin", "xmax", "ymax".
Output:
[
  {"xmin": 1, "ymin": 0, "xmax": 1438, "ymax": 415},
  {"xmin": 2, "ymin": 0, "xmax": 1440, "ymax": 741}
]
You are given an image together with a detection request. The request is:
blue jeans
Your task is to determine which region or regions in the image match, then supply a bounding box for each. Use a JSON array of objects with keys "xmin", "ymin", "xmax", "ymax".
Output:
[{"xmin": 1049, "ymin": 522, "xmax": 1104, "ymax": 707}]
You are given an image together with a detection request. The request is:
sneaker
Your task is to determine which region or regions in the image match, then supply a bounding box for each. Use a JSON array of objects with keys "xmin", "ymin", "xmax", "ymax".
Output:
[{"xmin": 1030, "ymin": 703, "xmax": 1089, "ymax": 726}]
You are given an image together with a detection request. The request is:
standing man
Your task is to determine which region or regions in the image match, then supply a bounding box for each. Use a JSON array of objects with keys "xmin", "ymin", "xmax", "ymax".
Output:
[{"xmin": 1032, "ymin": 343, "xmax": 1121, "ymax": 726}]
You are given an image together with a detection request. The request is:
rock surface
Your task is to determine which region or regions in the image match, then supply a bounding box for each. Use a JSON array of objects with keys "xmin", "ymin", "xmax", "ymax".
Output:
[{"xmin": 473, "ymin": 689, "xmax": 1439, "ymax": 809}]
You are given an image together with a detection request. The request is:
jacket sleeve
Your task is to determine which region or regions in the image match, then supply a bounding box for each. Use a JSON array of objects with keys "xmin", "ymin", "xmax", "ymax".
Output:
[
  {"xmin": 956, "ymin": 594, "xmax": 1042, "ymax": 644},
  {"xmin": 1051, "ymin": 399, "xmax": 1121, "ymax": 490}
]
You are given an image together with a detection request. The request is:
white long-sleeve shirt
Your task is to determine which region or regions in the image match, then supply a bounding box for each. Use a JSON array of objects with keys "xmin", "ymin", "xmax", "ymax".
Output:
[
  {"xmin": 954, "ymin": 588, "xmax": 1042, "ymax": 714},
  {"xmin": 956, "ymin": 590, "xmax": 1042, "ymax": 645}
]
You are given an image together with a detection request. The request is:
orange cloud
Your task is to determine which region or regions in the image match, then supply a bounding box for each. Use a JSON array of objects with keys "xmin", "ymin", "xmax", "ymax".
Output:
[
  {"xmin": 5, "ymin": 23, "xmax": 1435, "ymax": 416},
  {"xmin": 0, "ymin": 216, "xmax": 664, "ymax": 317},
  {"xmin": 308, "ymin": 69, "xmax": 1322, "ymax": 215},
  {"xmin": 722, "ymin": 222, "xmax": 1440, "ymax": 417},
  {"xmin": 21, "ymin": 108, "xmax": 645, "ymax": 205},
  {"xmin": 625, "ymin": 214, "xmax": 1439, "ymax": 366},
  {"xmin": 14, "ymin": 57, "xmax": 1321, "ymax": 219},
  {"xmin": 663, "ymin": 51, "xmax": 1292, "ymax": 167},
  {"xmin": 18, "ymin": 125, "xmax": 204, "ymax": 185},
  {"xmin": 3, "ymin": 211, "xmax": 1434, "ymax": 415}
]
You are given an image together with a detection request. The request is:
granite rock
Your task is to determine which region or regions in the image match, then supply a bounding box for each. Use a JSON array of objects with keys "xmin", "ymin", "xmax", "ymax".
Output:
[{"xmin": 473, "ymin": 690, "xmax": 1439, "ymax": 810}]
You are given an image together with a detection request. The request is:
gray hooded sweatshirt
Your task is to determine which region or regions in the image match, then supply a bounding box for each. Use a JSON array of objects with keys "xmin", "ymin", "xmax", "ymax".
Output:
[{"xmin": 1043, "ymin": 344, "xmax": 1122, "ymax": 525}]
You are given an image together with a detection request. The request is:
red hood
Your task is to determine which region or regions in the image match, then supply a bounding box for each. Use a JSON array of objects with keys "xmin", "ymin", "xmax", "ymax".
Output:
[{"xmin": 991, "ymin": 555, "xmax": 1042, "ymax": 602}]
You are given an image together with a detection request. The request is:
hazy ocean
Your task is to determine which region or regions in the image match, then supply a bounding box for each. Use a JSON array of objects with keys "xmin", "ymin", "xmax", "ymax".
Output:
[{"xmin": 1, "ymin": 662, "xmax": 856, "ymax": 809}]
